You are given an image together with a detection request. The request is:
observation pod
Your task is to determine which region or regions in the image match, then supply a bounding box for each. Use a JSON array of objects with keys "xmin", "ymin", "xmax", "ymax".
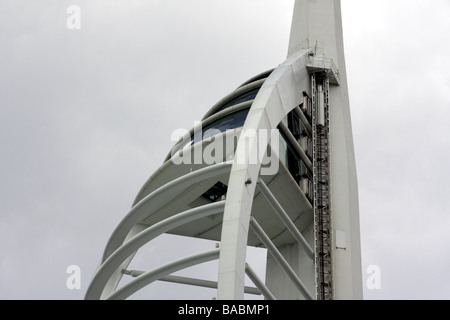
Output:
[{"xmin": 85, "ymin": 0, "xmax": 363, "ymax": 300}]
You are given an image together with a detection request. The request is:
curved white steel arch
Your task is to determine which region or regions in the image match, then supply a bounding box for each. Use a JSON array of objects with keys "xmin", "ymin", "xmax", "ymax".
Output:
[
  {"xmin": 85, "ymin": 161, "xmax": 232, "ymax": 300},
  {"xmin": 106, "ymin": 249, "xmax": 220, "ymax": 300},
  {"xmin": 217, "ymin": 49, "xmax": 313, "ymax": 299},
  {"xmin": 85, "ymin": 201, "xmax": 225, "ymax": 300},
  {"xmin": 102, "ymin": 161, "xmax": 232, "ymax": 262},
  {"xmin": 202, "ymin": 78, "xmax": 268, "ymax": 120},
  {"xmin": 167, "ymin": 101, "xmax": 253, "ymax": 162}
]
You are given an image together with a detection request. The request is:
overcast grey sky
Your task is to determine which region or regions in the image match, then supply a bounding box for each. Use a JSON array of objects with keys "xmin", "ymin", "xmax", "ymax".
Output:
[{"xmin": 0, "ymin": 0, "xmax": 449, "ymax": 300}]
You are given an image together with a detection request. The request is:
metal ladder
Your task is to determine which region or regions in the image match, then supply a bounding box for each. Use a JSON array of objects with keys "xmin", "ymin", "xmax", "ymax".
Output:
[{"xmin": 312, "ymin": 74, "xmax": 333, "ymax": 300}]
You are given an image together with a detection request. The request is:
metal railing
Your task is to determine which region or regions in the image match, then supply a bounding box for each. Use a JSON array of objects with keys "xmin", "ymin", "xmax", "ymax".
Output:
[{"xmin": 307, "ymin": 55, "xmax": 341, "ymax": 85}]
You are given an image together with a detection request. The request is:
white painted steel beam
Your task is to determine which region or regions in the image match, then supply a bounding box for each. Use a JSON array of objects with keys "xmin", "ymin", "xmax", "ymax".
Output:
[
  {"xmin": 279, "ymin": 121, "xmax": 313, "ymax": 172},
  {"xmin": 294, "ymin": 106, "xmax": 312, "ymax": 133},
  {"xmin": 256, "ymin": 179, "xmax": 314, "ymax": 259},
  {"xmin": 105, "ymin": 249, "xmax": 220, "ymax": 300},
  {"xmin": 249, "ymin": 217, "xmax": 313, "ymax": 300},
  {"xmin": 159, "ymin": 275, "xmax": 261, "ymax": 296},
  {"xmin": 245, "ymin": 263, "xmax": 276, "ymax": 300},
  {"xmin": 85, "ymin": 201, "xmax": 225, "ymax": 300},
  {"xmin": 123, "ymin": 269, "xmax": 263, "ymax": 296},
  {"xmin": 202, "ymin": 79, "xmax": 267, "ymax": 120},
  {"xmin": 102, "ymin": 161, "xmax": 232, "ymax": 262}
]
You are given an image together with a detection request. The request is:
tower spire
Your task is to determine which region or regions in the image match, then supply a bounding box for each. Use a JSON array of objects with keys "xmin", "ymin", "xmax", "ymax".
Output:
[{"xmin": 288, "ymin": 0, "xmax": 346, "ymax": 72}]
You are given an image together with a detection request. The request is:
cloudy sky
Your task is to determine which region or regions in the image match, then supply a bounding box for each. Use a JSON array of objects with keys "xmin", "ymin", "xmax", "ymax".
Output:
[{"xmin": 1, "ymin": 0, "xmax": 449, "ymax": 300}]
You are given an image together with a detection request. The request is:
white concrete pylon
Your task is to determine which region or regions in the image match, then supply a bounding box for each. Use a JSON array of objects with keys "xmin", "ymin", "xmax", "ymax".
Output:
[{"xmin": 217, "ymin": 0, "xmax": 362, "ymax": 300}]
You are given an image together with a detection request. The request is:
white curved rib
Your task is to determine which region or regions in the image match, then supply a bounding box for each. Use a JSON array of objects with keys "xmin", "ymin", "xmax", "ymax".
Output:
[
  {"xmin": 106, "ymin": 249, "xmax": 220, "ymax": 300},
  {"xmin": 102, "ymin": 161, "xmax": 232, "ymax": 262},
  {"xmin": 85, "ymin": 201, "xmax": 225, "ymax": 300}
]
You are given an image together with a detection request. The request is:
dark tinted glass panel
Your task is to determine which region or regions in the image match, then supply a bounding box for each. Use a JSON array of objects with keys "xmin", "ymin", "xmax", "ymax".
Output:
[
  {"xmin": 288, "ymin": 111, "xmax": 301, "ymax": 139},
  {"xmin": 192, "ymin": 108, "xmax": 249, "ymax": 145},
  {"xmin": 279, "ymin": 128, "xmax": 305, "ymax": 186},
  {"xmin": 202, "ymin": 181, "xmax": 228, "ymax": 202},
  {"xmin": 216, "ymin": 88, "xmax": 260, "ymax": 113}
]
